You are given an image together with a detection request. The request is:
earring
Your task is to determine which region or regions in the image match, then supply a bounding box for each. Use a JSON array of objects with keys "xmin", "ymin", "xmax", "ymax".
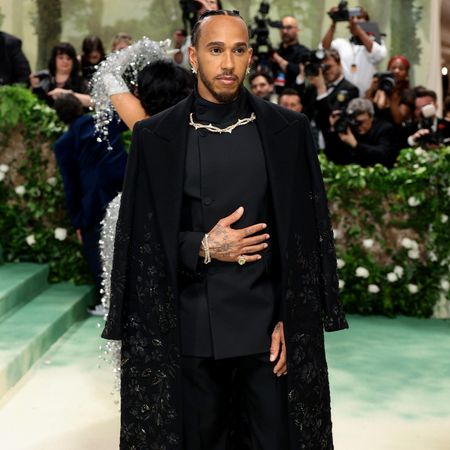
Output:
[
  {"xmin": 246, "ymin": 67, "xmax": 251, "ymax": 75},
  {"xmin": 191, "ymin": 67, "xmax": 197, "ymax": 75}
]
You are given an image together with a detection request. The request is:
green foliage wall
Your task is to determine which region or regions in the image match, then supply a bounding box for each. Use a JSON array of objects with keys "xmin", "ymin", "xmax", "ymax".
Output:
[{"xmin": 1, "ymin": 86, "xmax": 449, "ymax": 316}]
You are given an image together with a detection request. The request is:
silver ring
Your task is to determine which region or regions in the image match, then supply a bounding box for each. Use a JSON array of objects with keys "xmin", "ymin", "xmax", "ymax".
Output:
[{"xmin": 237, "ymin": 255, "xmax": 246, "ymax": 266}]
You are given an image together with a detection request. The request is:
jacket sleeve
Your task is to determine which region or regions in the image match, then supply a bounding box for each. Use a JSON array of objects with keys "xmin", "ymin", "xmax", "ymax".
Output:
[
  {"xmin": 7, "ymin": 36, "xmax": 31, "ymax": 84},
  {"xmin": 178, "ymin": 231, "xmax": 204, "ymax": 273}
]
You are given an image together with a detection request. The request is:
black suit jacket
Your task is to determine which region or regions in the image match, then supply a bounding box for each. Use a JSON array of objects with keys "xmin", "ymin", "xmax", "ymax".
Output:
[
  {"xmin": 103, "ymin": 91, "xmax": 347, "ymax": 449},
  {"xmin": 0, "ymin": 32, "xmax": 31, "ymax": 85}
]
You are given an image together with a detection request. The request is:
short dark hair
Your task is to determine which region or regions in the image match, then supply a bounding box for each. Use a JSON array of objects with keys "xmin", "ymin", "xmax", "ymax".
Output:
[
  {"xmin": 249, "ymin": 71, "xmax": 273, "ymax": 86},
  {"xmin": 53, "ymin": 93, "xmax": 84, "ymax": 125},
  {"xmin": 48, "ymin": 42, "xmax": 79, "ymax": 78},
  {"xmin": 191, "ymin": 9, "xmax": 245, "ymax": 47},
  {"xmin": 137, "ymin": 60, "xmax": 194, "ymax": 116},
  {"xmin": 324, "ymin": 48, "xmax": 341, "ymax": 64},
  {"xmin": 279, "ymin": 88, "xmax": 301, "ymax": 100},
  {"xmin": 414, "ymin": 86, "xmax": 437, "ymax": 102}
]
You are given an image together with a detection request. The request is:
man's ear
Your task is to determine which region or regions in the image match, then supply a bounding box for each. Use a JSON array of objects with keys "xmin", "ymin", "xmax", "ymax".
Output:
[{"xmin": 189, "ymin": 46, "xmax": 198, "ymax": 71}]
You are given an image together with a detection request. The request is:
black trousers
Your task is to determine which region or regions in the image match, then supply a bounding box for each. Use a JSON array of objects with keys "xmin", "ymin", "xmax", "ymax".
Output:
[{"xmin": 181, "ymin": 353, "xmax": 289, "ymax": 450}]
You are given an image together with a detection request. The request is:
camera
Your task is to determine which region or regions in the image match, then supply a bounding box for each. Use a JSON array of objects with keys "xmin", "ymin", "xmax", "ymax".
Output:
[
  {"xmin": 300, "ymin": 49, "xmax": 328, "ymax": 77},
  {"xmin": 333, "ymin": 109, "xmax": 358, "ymax": 134},
  {"xmin": 374, "ymin": 72, "xmax": 396, "ymax": 96},
  {"xmin": 179, "ymin": 0, "xmax": 206, "ymax": 33},
  {"xmin": 249, "ymin": 1, "xmax": 282, "ymax": 66},
  {"xmin": 328, "ymin": 1, "xmax": 362, "ymax": 22},
  {"xmin": 417, "ymin": 104, "xmax": 449, "ymax": 148}
]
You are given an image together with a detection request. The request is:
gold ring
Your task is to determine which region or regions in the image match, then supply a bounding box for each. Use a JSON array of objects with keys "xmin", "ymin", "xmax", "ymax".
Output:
[{"xmin": 238, "ymin": 255, "xmax": 246, "ymax": 266}]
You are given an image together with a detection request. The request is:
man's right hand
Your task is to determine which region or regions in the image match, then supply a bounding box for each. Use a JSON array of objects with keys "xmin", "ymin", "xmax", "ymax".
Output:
[{"xmin": 205, "ymin": 206, "xmax": 270, "ymax": 263}]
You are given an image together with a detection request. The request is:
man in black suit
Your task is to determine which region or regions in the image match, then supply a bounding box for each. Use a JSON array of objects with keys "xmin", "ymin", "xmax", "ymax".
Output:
[
  {"xmin": 103, "ymin": 10, "xmax": 347, "ymax": 450},
  {"xmin": 0, "ymin": 31, "xmax": 31, "ymax": 86}
]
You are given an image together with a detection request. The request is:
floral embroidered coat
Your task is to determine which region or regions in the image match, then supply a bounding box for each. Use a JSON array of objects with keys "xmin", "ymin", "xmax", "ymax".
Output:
[{"xmin": 102, "ymin": 91, "xmax": 349, "ymax": 450}]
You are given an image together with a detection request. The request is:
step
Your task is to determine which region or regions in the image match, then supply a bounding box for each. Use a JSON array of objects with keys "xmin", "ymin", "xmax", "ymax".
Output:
[
  {"xmin": 0, "ymin": 263, "xmax": 49, "ymax": 320},
  {"xmin": 0, "ymin": 283, "xmax": 95, "ymax": 398}
]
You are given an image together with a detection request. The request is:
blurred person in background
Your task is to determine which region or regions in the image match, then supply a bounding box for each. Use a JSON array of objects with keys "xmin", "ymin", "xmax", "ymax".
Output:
[
  {"xmin": 173, "ymin": 28, "xmax": 188, "ymax": 65},
  {"xmin": 271, "ymin": 15, "xmax": 309, "ymax": 94},
  {"xmin": 249, "ymin": 71, "xmax": 276, "ymax": 102},
  {"xmin": 111, "ymin": 32, "xmax": 133, "ymax": 52},
  {"xmin": 366, "ymin": 55, "xmax": 414, "ymax": 125},
  {"xmin": 0, "ymin": 30, "xmax": 31, "ymax": 86},
  {"xmin": 321, "ymin": 6, "xmax": 387, "ymax": 96},
  {"xmin": 80, "ymin": 35, "xmax": 105, "ymax": 82},
  {"xmin": 324, "ymin": 97, "xmax": 397, "ymax": 167},
  {"xmin": 53, "ymin": 93, "xmax": 128, "ymax": 316},
  {"xmin": 30, "ymin": 42, "xmax": 91, "ymax": 107},
  {"xmin": 278, "ymin": 88, "xmax": 303, "ymax": 112}
]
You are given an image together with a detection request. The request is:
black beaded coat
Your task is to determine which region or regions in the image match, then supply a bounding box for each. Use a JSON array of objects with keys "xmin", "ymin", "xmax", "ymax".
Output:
[{"xmin": 102, "ymin": 91, "xmax": 349, "ymax": 450}]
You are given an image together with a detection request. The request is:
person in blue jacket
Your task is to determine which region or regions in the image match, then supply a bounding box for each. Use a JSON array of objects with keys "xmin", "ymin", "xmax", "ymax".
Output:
[{"xmin": 53, "ymin": 93, "xmax": 127, "ymax": 315}]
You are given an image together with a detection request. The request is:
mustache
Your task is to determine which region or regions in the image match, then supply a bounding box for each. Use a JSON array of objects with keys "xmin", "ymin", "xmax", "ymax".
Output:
[{"xmin": 215, "ymin": 72, "xmax": 238, "ymax": 79}]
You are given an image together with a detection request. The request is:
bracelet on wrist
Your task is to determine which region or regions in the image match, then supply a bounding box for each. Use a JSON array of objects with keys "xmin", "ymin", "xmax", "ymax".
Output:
[{"xmin": 201, "ymin": 233, "xmax": 211, "ymax": 264}]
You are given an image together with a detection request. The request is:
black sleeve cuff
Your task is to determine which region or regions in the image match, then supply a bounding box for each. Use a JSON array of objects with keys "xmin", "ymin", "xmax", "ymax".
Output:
[{"xmin": 179, "ymin": 231, "xmax": 204, "ymax": 273}]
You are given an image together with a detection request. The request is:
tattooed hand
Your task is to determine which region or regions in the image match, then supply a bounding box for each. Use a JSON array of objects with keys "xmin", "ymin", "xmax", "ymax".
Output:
[
  {"xmin": 270, "ymin": 321, "xmax": 287, "ymax": 376},
  {"xmin": 203, "ymin": 206, "xmax": 270, "ymax": 263}
]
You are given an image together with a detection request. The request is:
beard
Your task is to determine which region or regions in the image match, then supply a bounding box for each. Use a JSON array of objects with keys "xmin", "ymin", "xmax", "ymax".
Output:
[{"xmin": 197, "ymin": 67, "xmax": 243, "ymax": 103}]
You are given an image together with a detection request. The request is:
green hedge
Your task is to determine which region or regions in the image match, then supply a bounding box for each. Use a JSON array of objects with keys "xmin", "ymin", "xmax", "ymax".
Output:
[{"xmin": 0, "ymin": 86, "xmax": 449, "ymax": 315}]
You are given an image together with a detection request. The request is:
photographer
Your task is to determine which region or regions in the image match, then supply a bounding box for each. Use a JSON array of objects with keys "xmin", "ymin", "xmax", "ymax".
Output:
[
  {"xmin": 366, "ymin": 55, "xmax": 414, "ymax": 125},
  {"xmin": 271, "ymin": 16, "xmax": 309, "ymax": 94},
  {"xmin": 307, "ymin": 48, "xmax": 358, "ymax": 131},
  {"xmin": 249, "ymin": 71, "xmax": 277, "ymax": 102},
  {"xmin": 405, "ymin": 88, "xmax": 450, "ymax": 149},
  {"xmin": 321, "ymin": 4, "xmax": 387, "ymax": 96},
  {"xmin": 324, "ymin": 98, "xmax": 397, "ymax": 167},
  {"xmin": 278, "ymin": 88, "xmax": 303, "ymax": 112}
]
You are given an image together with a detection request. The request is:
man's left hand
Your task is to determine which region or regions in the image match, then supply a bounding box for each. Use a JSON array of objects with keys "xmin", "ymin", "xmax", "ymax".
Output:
[
  {"xmin": 270, "ymin": 321, "xmax": 287, "ymax": 376},
  {"xmin": 339, "ymin": 128, "xmax": 358, "ymax": 148}
]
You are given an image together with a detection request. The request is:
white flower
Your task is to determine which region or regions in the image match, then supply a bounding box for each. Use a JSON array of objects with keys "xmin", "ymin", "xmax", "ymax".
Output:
[
  {"xmin": 0, "ymin": 172, "xmax": 4, "ymax": 182},
  {"xmin": 408, "ymin": 249, "xmax": 420, "ymax": 259},
  {"xmin": 54, "ymin": 227, "xmax": 67, "ymax": 241},
  {"xmin": 428, "ymin": 251, "xmax": 438, "ymax": 262},
  {"xmin": 362, "ymin": 238, "xmax": 374, "ymax": 249},
  {"xmin": 0, "ymin": 164, "xmax": 9, "ymax": 173},
  {"xmin": 25, "ymin": 234, "xmax": 36, "ymax": 246},
  {"xmin": 401, "ymin": 237, "xmax": 413, "ymax": 249},
  {"xmin": 333, "ymin": 228, "xmax": 342, "ymax": 239},
  {"xmin": 47, "ymin": 177, "xmax": 57, "ymax": 186},
  {"xmin": 338, "ymin": 279, "xmax": 345, "ymax": 289},
  {"xmin": 408, "ymin": 284, "xmax": 419, "ymax": 294},
  {"xmin": 15, "ymin": 185, "xmax": 26, "ymax": 196},
  {"xmin": 393, "ymin": 265, "xmax": 404, "ymax": 278},
  {"xmin": 414, "ymin": 148, "xmax": 426, "ymax": 156},
  {"xmin": 441, "ymin": 214, "xmax": 448, "ymax": 224},
  {"xmin": 368, "ymin": 284, "xmax": 380, "ymax": 293},
  {"xmin": 336, "ymin": 258, "xmax": 345, "ymax": 269},
  {"xmin": 387, "ymin": 272, "xmax": 398, "ymax": 282},
  {"xmin": 441, "ymin": 280, "xmax": 450, "ymax": 292},
  {"xmin": 408, "ymin": 196, "xmax": 420, "ymax": 207},
  {"xmin": 355, "ymin": 267, "xmax": 369, "ymax": 278},
  {"xmin": 447, "ymin": 187, "xmax": 450, "ymax": 197}
]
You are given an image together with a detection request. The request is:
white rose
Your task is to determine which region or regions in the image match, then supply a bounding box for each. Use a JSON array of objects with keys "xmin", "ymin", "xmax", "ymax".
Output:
[
  {"xmin": 408, "ymin": 249, "xmax": 420, "ymax": 259},
  {"xmin": 0, "ymin": 172, "xmax": 4, "ymax": 182},
  {"xmin": 428, "ymin": 251, "xmax": 438, "ymax": 262},
  {"xmin": 15, "ymin": 185, "xmax": 26, "ymax": 196},
  {"xmin": 333, "ymin": 228, "xmax": 342, "ymax": 239},
  {"xmin": 387, "ymin": 272, "xmax": 398, "ymax": 282},
  {"xmin": 368, "ymin": 284, "xmax": 380, "ymax": 293},
  {"xmin": 0, "ymin": 164, "xmax": 9, "ymax": 173},
  {"xmin": 25, "ymin": 234, "xmax": 36, "ymax": 246},
  {"xmin": 47, "ymin": 177, "xmax": 57, "ymax": 186},
  {"xmin": 363, "ymin": 239, "xmax": 374, "ymax": 249},
  {"xmin": 401, "ymin": 237, "xmax": 413, "ymax": 249},
  {"xmin": 441, "ymin": 280, "xmax": 450, "ymax": 292},
  {"xmin": 441, "ymin": 214, "xmax": 448, "ymax": 224},
  {"xmin": 408, "ymin": 196, "xmax": 420, "ymax": 207},
  {"xmin": 408, "ymin": 284, "xmax": 418, "ymax": 294},
  {"xmin": 393, "ymin": 265, "xmax": 404, "ymax": 278},
  {"xmin": 336, "ymin": 258, "xmax": 345, "ymax": 269},
  {"xmin": 338, "ymin": 279, "xmax": 345, "ymax": 290},
  {"xmin": 355, "ymin": 267, "xmax": 369, "ymax": 278},
  {"xmin": 54, "ymin": 227, "xmax": 67, "ymax": 241},
  {"xmin": 414, "ymin": 148, "xmax": 425, "ymax": 156}
]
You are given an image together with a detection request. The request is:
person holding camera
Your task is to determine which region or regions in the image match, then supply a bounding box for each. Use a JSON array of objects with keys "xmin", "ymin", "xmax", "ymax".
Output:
[
  {"xmin": 249, "ymin": 71, "xmax": 277, "ymax": 102},
  {"xmin": 322, "ymin": 5, "xmax": 387, "ymax": 97},
  {"xmin": 271, "ymin": 15, "xmax": 310, "ymax": 94},
  {"xmin": 405, "ymin": 88, "xmax": 450, "ymax": 149},
  {"xmin": 366, "ymin": 55, "xmax": 414, "ymax": 125},
  {"xmin": 324, "ymin": 97, "xmax": 397, "ymax": 167}
]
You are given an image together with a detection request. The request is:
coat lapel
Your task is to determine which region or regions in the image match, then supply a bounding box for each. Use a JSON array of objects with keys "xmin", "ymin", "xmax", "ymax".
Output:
[
  {"xmin": 141, "ymin": 94, "xmax": 194, "ymax": 284},
  {"xmin": 247, "ymin": 94, "xmax": 300, "ymax": 258}
]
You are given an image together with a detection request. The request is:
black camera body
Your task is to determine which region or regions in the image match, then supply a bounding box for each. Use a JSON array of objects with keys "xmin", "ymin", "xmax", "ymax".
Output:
[
  {"xmin": 375, "ymin": 71, "xmax": 396, "ymax": 96},
  {"xmin": 249, "ymin": 1, "xmax": 282, "ymax": 66},
  {"xmin": 300, "ymin": 49, "xmax": 329, "ymax": 77},
  {"xmin": 328, "ymin": 1, "xmax": 362, "ymax": 22},
  {"xmin": 416, "ymin": 104, "xmax": 449, "ymax": 148},
  {"xmin": 334, "ymin": 109, "xmax": 358, "ymax": 134}
]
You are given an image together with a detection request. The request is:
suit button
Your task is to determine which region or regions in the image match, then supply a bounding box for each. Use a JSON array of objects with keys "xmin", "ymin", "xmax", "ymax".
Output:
[{"xmin": 203, "ymin": 197, "xmax": 212, "ymax": 206}]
